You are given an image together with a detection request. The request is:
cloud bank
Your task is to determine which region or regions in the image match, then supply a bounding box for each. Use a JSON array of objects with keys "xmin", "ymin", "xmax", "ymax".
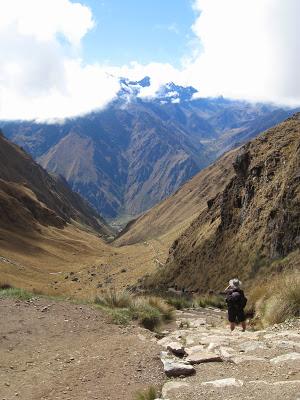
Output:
[
  {"xmin": 189, "ymin": 0, "xmax": 300, "ymax": 105},
  {"xmin": 0, "ymin": 0, "xmax": 299, "ymax": 121}
]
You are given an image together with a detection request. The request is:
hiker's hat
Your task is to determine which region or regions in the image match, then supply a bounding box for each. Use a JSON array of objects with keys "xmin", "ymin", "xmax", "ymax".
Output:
[{"xmin": 229, "ymin": 278, "xmax": 241, "ymax": 288}]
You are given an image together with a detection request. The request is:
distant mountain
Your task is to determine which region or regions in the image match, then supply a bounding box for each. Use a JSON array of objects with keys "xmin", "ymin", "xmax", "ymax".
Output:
[
  {"xmin": 1, "ymin": 77, "xmax": 298, "ymax": 219},
  {"xmin": 145, "ymin": 114, "xmax": 300, "ymax": 291},
  {"xmin": 0, "ymin": 130, "xmax": 112, "ymax": 236}
]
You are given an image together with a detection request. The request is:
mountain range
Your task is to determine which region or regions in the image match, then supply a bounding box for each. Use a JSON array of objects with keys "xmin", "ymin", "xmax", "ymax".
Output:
[{"xmin": 1, "ymin": 77, "xmax": 298, "ymax": 220}]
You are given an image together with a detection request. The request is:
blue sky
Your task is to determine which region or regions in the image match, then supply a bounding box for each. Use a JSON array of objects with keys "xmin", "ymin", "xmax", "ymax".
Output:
[{"xmin": 81, "ymin": 0, "xmax": 197, "ymax": 67}]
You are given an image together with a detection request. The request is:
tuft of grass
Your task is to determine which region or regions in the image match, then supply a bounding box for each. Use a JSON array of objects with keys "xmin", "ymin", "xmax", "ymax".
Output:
[
  {"xmin": 0, "ymin": 286, "xmax": 35, "ymax": 301},
  {"xmin": 249, "ymin": 271, "xmax": 300, "ymax": 327},
  {"xmin": 131, "ymin": 298, "xmax": 162, "ymax": 331},
  {"xmin": 95, "ymin": 289, "xmax": 132, "ymax": 308},
  {"xmin": 146, "ymin": 296, "xmax": 174, "ymax": 321},
  {"xmin": 196, "ymin": 294, "xmax": 226, "ymax": 309},
  {"xmin": 94, "ymin": 291, "xmax": 174, "ymax": 331},
  {"xmin": 107, "ymin": 308, "xmax": 132, "ymax": 325},
  {"xmin": 134, "ymin": 386, "xmax": 157, "ymax": 400},
  {"xmin": 165, "ymin": 296, "xmax": 192, "ymax": 310}
]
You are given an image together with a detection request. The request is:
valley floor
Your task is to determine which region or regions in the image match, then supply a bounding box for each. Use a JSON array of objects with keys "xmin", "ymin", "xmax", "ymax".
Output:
[{"xmin": 0, "ymin": 224, "xmax": 169, "ymax": 299}]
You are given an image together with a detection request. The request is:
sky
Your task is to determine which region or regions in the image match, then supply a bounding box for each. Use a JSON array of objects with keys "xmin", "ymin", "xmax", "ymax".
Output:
[{"xmin": 0, "ymin": 0, "xmax": 299, "ymax": 120}]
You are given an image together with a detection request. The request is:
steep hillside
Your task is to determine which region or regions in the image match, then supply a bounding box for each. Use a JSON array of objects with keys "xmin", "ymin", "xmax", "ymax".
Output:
[
  {"xmin": 115, "ymin": 149, "xmax": 237, "ymax": 247},
  {"xmin": 0, "ymin": 132, "xmax": 169, "ymax": 297},
  {"xmin": 1, "ymin": 78, "xmax": 296, "ymax": 219},
  {"xmin": 0, "ymin": 131, "xmax": 111, "ymax": 236},
  {"xmin": 149, "ymin": 114, "xmax": 300, "ymax": 291}
]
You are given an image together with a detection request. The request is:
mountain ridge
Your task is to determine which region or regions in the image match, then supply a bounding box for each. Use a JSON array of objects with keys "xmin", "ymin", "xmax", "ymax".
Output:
[{"xmin": 1, "ymin": 78, "xmax": 298, "ymax": 219}]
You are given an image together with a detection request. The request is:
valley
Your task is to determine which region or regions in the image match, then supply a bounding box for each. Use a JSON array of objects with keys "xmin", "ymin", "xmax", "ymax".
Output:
[{"xmin": 1, "ymin": 79, "xmax": 297, "ymax": 220}]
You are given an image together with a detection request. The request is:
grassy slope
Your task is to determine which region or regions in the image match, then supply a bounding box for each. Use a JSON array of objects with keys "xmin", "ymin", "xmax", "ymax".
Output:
[
  {"xmin": 151, "ymin": 114, "xmax": 300, "ymax": 291},
  {"xmin": 115, "ymin": 149, "xmax": 237, "ymax": 250}
]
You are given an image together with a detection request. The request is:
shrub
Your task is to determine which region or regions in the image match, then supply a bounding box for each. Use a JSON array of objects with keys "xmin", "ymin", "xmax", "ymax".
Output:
[{"xmin": 135, "ymin": 386, "xmax": 157, "ymax": 400}]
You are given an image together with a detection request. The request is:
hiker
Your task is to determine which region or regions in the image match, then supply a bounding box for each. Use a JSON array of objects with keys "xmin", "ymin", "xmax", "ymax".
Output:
[{"xmin": 225, "ymin": 278, "xmax": 247, "ymax": 332}]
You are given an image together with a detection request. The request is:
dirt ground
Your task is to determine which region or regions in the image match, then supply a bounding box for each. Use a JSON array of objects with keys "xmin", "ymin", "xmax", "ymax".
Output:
[{"xmin": 0, "ymin": 298, "xmax": 165, "ymax": 400}]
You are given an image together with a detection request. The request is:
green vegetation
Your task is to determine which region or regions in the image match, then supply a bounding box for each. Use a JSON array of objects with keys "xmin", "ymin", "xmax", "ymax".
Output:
[
  {"xmin": 95, "ymin": 289, "xmax": 174, "ymax": 331},
  {"xmin": 134, "ymin": 386, "xmax": 157, "ymax": 400},
  {"xmin": 165, "ymin": 295, "xmax": 192, "ymax": 310},
  {"xmin": 249, "ymin": 271, "xmax": 300, "ymax": 327},
  {"xmin": 196, "ymin": 294, "xmax": 226, "ymax": 309},
  {"xmin": 0, "ymin": 284, "xmax": 35, "ymax": 301}
]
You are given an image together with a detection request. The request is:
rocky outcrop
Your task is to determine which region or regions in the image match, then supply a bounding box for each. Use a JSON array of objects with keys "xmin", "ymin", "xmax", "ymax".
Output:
[{"xmin": 155, "ymin": 114, "xmax": 300, "ymax": 290}]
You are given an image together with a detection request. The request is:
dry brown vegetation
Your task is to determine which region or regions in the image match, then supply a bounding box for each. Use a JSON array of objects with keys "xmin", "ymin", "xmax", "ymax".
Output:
[
  {"xmin": 148, "ymin": 114, "xmax": 300, "ymax": 292},
  {"xmin": 249, "ymin": 270, "xmax": 300, "ymax": 327}
]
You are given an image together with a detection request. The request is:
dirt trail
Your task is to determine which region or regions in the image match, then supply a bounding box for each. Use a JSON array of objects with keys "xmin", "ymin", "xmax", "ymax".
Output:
[
  {"xmin": 0, "ymin": 298, "xmax": 164, "ymax": 400},
  {"xmin": 156, "ymin": 309, "xmax": 300, "ymax": 400},
  {"xmin": 1, "ymin": 299, "xmax": 300, "ymax": 400}
]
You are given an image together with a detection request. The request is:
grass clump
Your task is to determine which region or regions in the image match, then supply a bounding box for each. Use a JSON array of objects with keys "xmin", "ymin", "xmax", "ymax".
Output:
[
  {"xmin": 165, "ymin": 296, "xmax": 192, "ymax": 310},
  {"xmin": 95, "ymin": 289, "xmax": 132, "ymax": 308},
  {"xmin": 0, "ymin": 284, "xmax": 35, "ymax": 301},
  {"xmin": 251, "ymin": 271, "xmax": 300, "ymax": 327},
  {"xmin": 131, "ymin": 297, "xmax": 162, "ymax": 331},
  {"xmin": 95, "ymin": 289, "xmax": 174, "ymax": 331},
  {"xmin": 146, "ymin": 296, "xmax": 174, "ymax": 321},
  {"xmin": 196, "ymin": 294, "xmax": 226, "ymax": 309},
  {"xmin": 134, "ymin": 386, "xmax": 157, "ymax": 400}
]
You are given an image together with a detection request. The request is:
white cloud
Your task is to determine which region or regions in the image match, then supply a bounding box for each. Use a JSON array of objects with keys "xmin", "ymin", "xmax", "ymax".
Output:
[
  {"xmin": 188, "ymin": 0, "xmax": 300, "ymax": 105},
  {"xmin": 0, "ymin": 0, "xmax": 299, "ymax": 121},
  {"xmin": 0, "ymin": 0, "xmax": 119, "ymax": 120}
]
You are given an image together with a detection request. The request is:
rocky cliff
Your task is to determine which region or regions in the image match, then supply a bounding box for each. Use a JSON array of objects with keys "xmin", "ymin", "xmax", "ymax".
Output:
[{"xmin": 153, "ymin": 114, "xmax": 300, "ymax": 290}]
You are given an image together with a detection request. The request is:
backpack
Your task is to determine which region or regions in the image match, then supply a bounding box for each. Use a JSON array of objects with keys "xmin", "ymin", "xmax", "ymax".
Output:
[{"xmin": 226, "ymin": 289, "xmax": 247, "ymax": 308}]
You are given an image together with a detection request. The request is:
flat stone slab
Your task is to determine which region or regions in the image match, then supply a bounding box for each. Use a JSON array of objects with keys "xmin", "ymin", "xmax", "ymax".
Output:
[
  {"xmin": 238, "ymin": 340, "xmax": 267, "ymax": 352},
  {"xmin": 188, "ymin": 318, "xmax": 206, "ymax": 328},
  {"xmin": 160, "ymin": 351, "xmax": 196, "ymax": 378},
  {"xmin": 166, "ymin": 341, "xmax": 186, "ymax": 356},
  {"xmin": 185, "ymin": 345, "xmax": 205, "ymax": 356},
  {"xmin": 202, "ymin": 378, "xmax": 243, "ymax": 388},
  {"xmin": 232, "ymin": 355, "xmax": 267, "ymax": 364},
  {"xmin": 162, "ymin": 359, "xmax": 196, "ymax": 377},
  {"xmin": 186, "ymin": 350, "xmax": 222, "ymax": 365},
  {"xmin": 271, "ymin": 340, "xmax": 300, "ymax": 350},
  {"xmin": 161, "ymin": 381, "xmax": 190, "ymax": 398},
  {"xmin": 270, "ymin": 352, "xmax": 300, "ymax": 364}
]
